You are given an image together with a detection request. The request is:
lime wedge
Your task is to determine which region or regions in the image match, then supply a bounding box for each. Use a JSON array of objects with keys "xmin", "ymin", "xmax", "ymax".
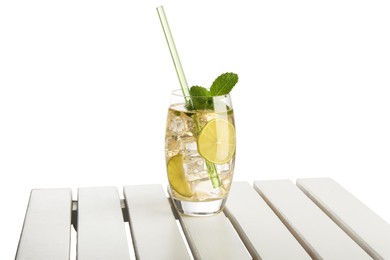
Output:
[
  {"xmin": 167, "ymin": 154, "xmax": 193, "ymax": 197},
  {"xmin": 197, "ymin": 118, "xmax": 236, "ymax": 164}
]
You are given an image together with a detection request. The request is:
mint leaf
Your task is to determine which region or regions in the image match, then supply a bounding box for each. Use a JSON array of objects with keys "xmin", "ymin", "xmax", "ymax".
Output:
[
  {"xmin": 209, "ymin": 72, "xmax": 238, "ymax": 96},
  {"xmin": 190, "ymin": 86, "xmax": 210, "ymax": 97},
  {"xmin": 188, "ymin": 86, "xmax": 213, "ymax": 110}
]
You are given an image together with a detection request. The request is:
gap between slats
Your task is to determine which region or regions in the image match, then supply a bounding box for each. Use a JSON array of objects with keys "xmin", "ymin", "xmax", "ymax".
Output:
[
  {"xmin": 166, "ymin": 198, "xmax": 195, "ymax": 260},
  {"xmin": 70, "ymin": 224, "xmax": 77, "ymax": 260},
  {"xmin": 297, "ymin": 179, "xmax": 389, "ymax": 259},
  {"xmin": 296, "ymin": 182, "xmax": 371, "ymax": 257},
  {"xmin": 253, "ymin": 185, "xmax": 318, "ymax": 259},
  {"xmin": 70, "ymin": 197, "xmax": 136, "ymax": 259}
]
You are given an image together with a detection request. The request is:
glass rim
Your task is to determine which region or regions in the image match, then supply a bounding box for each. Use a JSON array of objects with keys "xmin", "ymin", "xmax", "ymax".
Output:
[{"xmin": 171, "ymin": 89, "xmax": 231, "ymax": 98}]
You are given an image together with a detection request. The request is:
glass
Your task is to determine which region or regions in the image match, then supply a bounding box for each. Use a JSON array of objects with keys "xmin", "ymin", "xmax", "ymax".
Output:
[{"xmin": 165, "ymin": 90, "xmax": 236, "ymax": 216}]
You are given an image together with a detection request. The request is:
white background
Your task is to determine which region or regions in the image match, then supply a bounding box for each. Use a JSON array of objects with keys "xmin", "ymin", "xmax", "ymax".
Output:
[{"xmin": 1, "ymin": 0, "xmax": 389, "ymax": 258}]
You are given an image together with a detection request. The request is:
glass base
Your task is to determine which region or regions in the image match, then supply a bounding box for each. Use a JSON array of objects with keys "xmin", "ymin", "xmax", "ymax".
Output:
[{"xmin": 168, "ymin": 187, "xmax": 227, "ymax": 216}]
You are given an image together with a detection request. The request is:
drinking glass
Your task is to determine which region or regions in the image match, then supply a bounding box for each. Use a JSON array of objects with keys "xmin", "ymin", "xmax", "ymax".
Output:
[{"xmin": 165, "ymin": 90, "xmax": 236, "ymax": 216}]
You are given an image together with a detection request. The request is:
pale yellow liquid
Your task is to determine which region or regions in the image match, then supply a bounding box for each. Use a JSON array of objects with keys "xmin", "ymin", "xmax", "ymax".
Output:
[{"xmin": 165, "ymin": 103, "xmax": 235, "ymax": 203}]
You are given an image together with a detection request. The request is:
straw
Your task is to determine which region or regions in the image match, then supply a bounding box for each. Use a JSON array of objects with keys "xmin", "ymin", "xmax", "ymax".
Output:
[
  {"xmin": 156, "ymin": 6, "xmax": 192, "ymax": 104},
  {"xmin": 157, "ymin": 6, "xmax": 221, "ymax": 188}
]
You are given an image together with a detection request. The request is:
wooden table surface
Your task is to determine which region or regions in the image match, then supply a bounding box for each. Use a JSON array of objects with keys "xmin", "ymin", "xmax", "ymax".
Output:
[{"xmin": 15, "ymin": 178, "xmax": 390, "ymax": 260}]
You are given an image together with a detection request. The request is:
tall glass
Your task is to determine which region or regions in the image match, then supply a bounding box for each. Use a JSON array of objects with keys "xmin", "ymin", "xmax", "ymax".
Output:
[{"xmin": 165, "ymin": 90, "xmax": 236, "ymax": 216}]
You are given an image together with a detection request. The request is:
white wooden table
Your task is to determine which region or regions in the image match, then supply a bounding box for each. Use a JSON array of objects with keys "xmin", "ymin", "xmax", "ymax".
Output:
[{"xmin": 15, "ymin": 178, "xmax": 390, "ymax": 260}]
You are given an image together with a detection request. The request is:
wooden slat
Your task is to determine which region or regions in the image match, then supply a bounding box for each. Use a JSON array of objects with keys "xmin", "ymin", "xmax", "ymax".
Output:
[
  {"xmin": 124, "ymin": 185, "xmax": 191, "ymax": 260},
  {"xmin": 254, "ymin": 180, "xmax": 372, "ymax": 260},
  {"xmin": 224, "ymin": 182, "xmax": 311, "ymax": 259},
  {"xmin": 178, "ymin": 208, "xmax": 251, "ymax": 259},
  {"xmin": 297, "ymin": 178, "xmax": 390, "ymax": 260},
  {"xmin": 16, "ymin": 189, "xmax": 72, "ymax": 260},
  {"xmin": 77, "ymin": 187, "xmax": 130, "ymax": 260}
]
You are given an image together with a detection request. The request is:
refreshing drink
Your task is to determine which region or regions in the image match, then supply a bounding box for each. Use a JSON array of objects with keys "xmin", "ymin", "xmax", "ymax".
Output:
[
  {"xmin": 165, "ymin": 90, "xmax": 236, "ymax": 215},
  {"xmin": 157, "ymin": 6, "xmax": 238, "ymax": 215}
]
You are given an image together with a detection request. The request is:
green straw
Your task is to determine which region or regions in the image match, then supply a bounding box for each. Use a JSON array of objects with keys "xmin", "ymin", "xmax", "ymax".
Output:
[
  {"xmin": 157, "ymin": 6, "xmax": 221, "ymax": 188},
  {"xmin": 157, "ymin": 6, "xmax": 191, "ymax": 104}
]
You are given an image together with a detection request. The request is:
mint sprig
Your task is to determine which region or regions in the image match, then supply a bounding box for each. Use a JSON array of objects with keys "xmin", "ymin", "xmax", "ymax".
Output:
[{"xmin": 187, "ymin": 72, "xmax": 238, "ymax": 110}]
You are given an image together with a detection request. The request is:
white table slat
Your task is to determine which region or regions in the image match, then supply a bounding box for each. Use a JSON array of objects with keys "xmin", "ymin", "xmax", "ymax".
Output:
[
  {"xmin": 254, "ymin": 180, "xmax": 372, "ymax": 260},
  {"xmin": 16, "ymin": 189, "xmax": 72, "ymax": 260},
  {"xmin": 77, "ymin": 187, "xmax": 131, "ymax": 260},
  {"xmin": 124, "ymin": 185, "xmax": 191, "ymax": 260},
  {"xmin": 178, "ymin": 209, "xmax": 251, "ymax": 260},
  {"xmin": 224, "ymin": 182, "xmax": 311, "ymax": 259},
  {"xmin": 297, "ymin": 178, "xmax": 390, "ymax": 260}
]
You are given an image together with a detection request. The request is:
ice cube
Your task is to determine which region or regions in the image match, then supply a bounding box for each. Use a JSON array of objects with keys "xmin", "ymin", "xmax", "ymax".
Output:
[
  {"xmin": 168, "ymin": 116, "xmax": 185, "ymax": 135},
  {"xmin": 183, "ymin": 141, "xmax": 198, "ymax": 155},
  {"xmin": 190, "ymin": 178, "xmax": 223, "ymax": 200},
  {"xmin": 216, "ymin": 163, "xmax": 231, "ymax": 174},
  {"xmin": 181, "ymin": 141, "xmax": 204, "ymax": 175},
  {"xmin": 221, "ymin": 173, "xmax": 233, "ymax": 189},
  {"xmin": 183, "ymin": 153, "xmax": 208, "ymax": 181},
  {"xmin": 165, "ymin": 136, "xmax": 180, "ymax": 157}
]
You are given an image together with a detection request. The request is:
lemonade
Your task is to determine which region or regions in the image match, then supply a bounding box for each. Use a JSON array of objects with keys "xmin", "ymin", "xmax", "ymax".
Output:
[
  {"xmin": 165, "ymin": 99, "xmax": 236, "ymax": 215},
  {"xmin": 157, "ymin": 6, "xmax": 239, "ymax": 215}
]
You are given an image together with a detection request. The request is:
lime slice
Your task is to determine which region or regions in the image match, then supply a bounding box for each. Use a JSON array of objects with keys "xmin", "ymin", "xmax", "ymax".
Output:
[
  {"xmin": 167, "ymin": 154, "xmax": 193, "ymax": 197},
  {"xmin": 197, "ymin": 118, "xmax": 236, "ymax": 164}
]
